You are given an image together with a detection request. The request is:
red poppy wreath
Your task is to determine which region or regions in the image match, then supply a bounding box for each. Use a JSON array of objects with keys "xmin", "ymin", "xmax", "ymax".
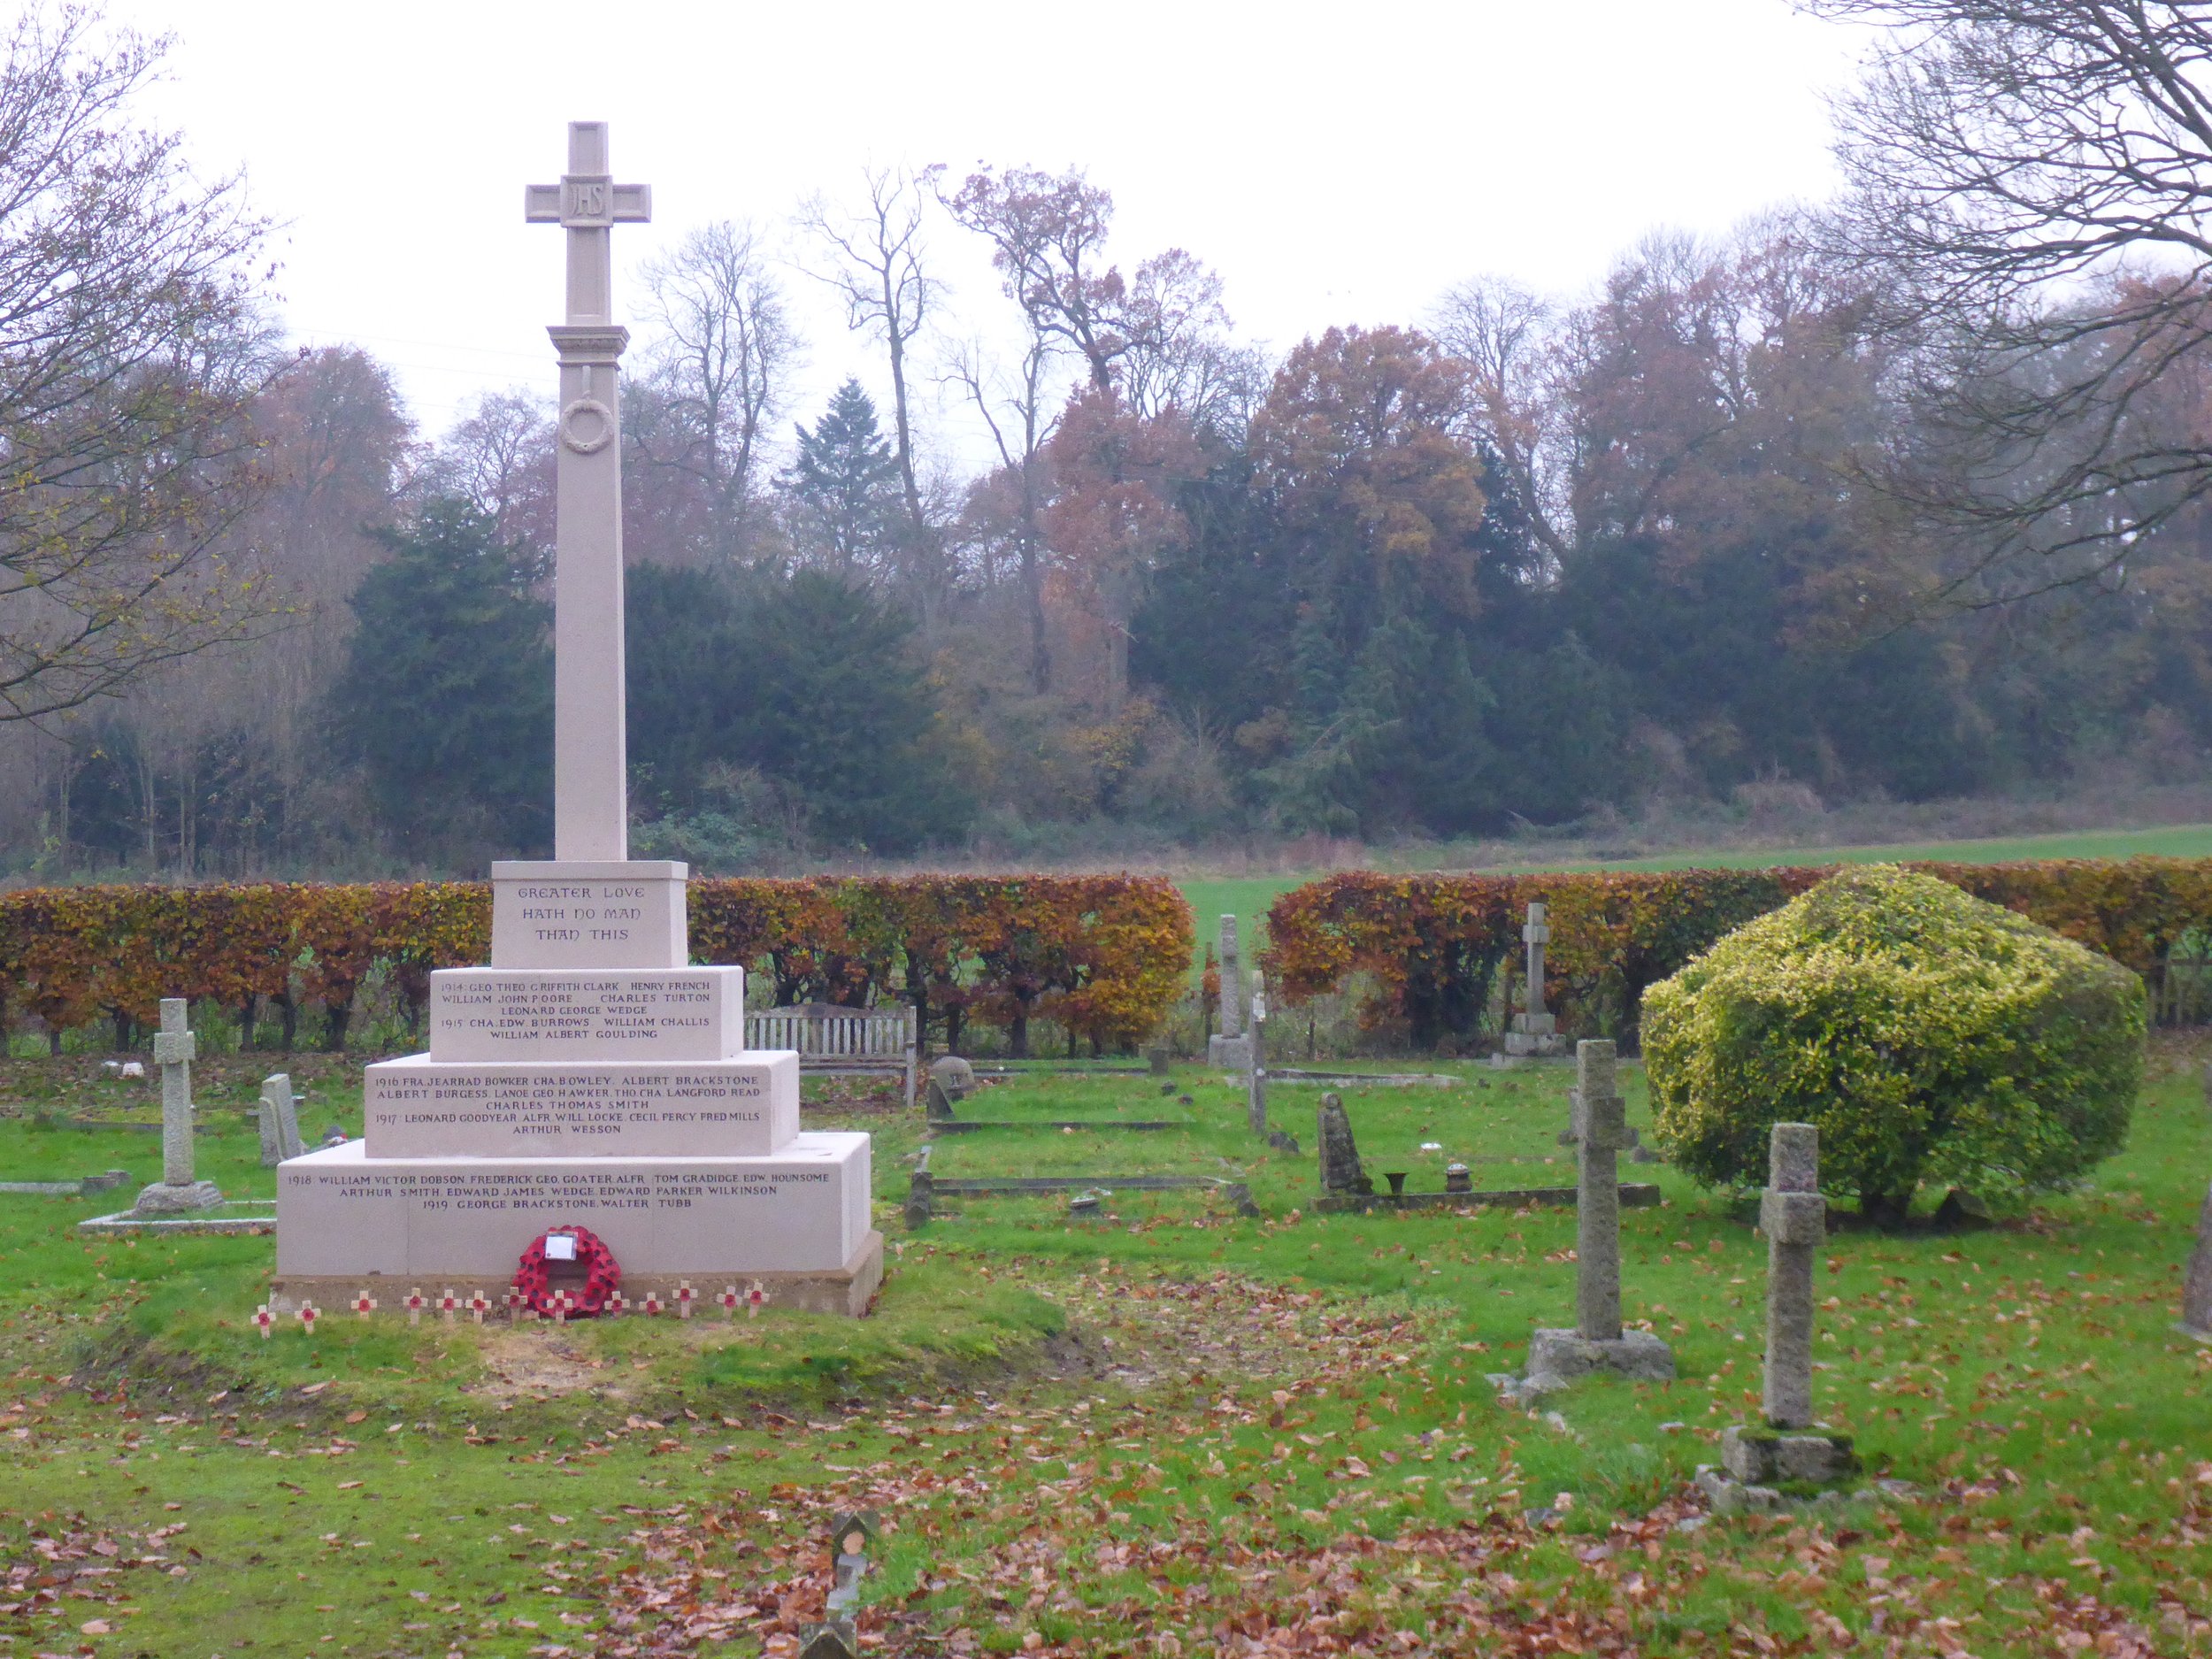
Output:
[{"xmin": 511, "ymin": 1225, "xmax": 622, "ymax": 1317}]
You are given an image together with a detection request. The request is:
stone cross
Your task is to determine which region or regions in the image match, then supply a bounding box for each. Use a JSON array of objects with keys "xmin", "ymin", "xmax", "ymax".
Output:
[
  {"xmin": 2180, "ymin": 1180, "xmax": 2212, "ymax": 1340},
  {"xmin": 1217, "ymin": 915, "xmax": 1244, "ymax": 1041},
  {"xmin": 257, "ymin": 1073, "xmax": 304, "ymax": 1167},
  {"xmin": 132, "ymin": 1000, "xmax": 220, "ymax": 1214},
  {"xmin": 154, "ymin": 998, "xmax": 196, "ymax": 1187},
  {"xmin": 526, "ymin": 121, "xmax": 651, "ymax": 862},
  {"xmin": 1523, "ymin": 902, "xmax": 1551, "ymax": 1024},
  {"xmin": 1760, "ymin": 1122, "xmax": 1825, "ymax": 1428},
  {"xmin": 1574, "ymin": 1041, "xmax": 1625, "ymax": 1342}
]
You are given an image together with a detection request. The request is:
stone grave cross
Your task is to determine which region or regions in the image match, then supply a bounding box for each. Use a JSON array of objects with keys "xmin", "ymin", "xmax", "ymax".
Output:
[
  {"xmin": 1505, "ymin": 902, "xmax": 1562, "ymax": 1056},
  {"xmin": 1573, "ymin": 1040, "xmax": 1624, "ymax": 1341},
  {"xmin": 1518, "ymin": 1039, "xmax": 1672, "ymax": 1392},
  {"xmin": 1208, "ymin": 913, "xmax": 1255, "ymax": 1069},
  {"xmin": 1760, "ymin": 1122, "xmax": 1824, "ymax": 1427},
  {"xmin": 526, "ymin": 121, "xmax": 652, "ymax": 862},
  {"xmin": 133, "ymin": 998, "xmax": 222, "ymax": 1214}
]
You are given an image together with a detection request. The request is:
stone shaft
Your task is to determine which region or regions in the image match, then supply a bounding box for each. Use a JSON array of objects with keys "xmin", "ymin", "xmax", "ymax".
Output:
[
  {"xmin": 1575, "ymin": 1040, "xmax": 1624, "ymax": 1340},
  {"xmin": 1217, "ymin": 915, "xmax": 1243, "ymax": 1040},
  {"xmin": 156, "ymin": 997, "xmax": 195, "ymax": 1187},
  {"xmin": 1763, "ymin": 1121, "xmax": 1823, "ymax": 1428},
  {"xmin": 531, "ymin": 120, "xmax": 651, "ymax": 864},
  {"xmin": 2183, "ymin": 1181, "xmax": 2212, "ymax": 1337}
]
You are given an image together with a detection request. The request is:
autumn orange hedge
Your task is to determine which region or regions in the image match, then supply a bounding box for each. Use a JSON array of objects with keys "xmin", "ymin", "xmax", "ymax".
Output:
[
  {"xmin": 1265, "ymin": 859, "xmax": 2212, "ymax": 1050},
  {"xmin": 0, "ymin": 876, "xmax": 1193, "ymax": 1056}
]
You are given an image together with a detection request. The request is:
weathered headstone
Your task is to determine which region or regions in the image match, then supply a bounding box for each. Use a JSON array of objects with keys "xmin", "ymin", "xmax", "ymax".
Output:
[
  {"xmin": 269, "ymin": 125, "xmax": 877, "ymax": 1315},
  {"xmin": 2180, "ymin": 1180, "xmax": 2212, "ymax": 1340},
  {"xmin": 1710, "ymin": 1123, "xmax": 1855, "ymax": 1495},
  {"xmin": 924, "ymin": 1054, "xmax": 974, "ymax": 1121},
  {"xmin": 1523, "ymin": 1040, "xmax": 1673, "ymax": 1388},
  {"xmin": 1145, "ymin": 1043, "xmax": 1171, "ymax": 1076},
  {"xmin": 1317, "ymin": 1092, "xmax": 1371, "ymax": 1194},
  {"xmin": 257, "ymin": 1073, "xmax": 304, "ymax": 1167},
  {"xmin": 1207, "ymin": 914, "xmax": 1253, "ymax": 1071},
  {"xmin": 131, "ymin": 1000, "xmax": 222, "ymax": 1214},
  {"xmin": 1504, "ymin": 902, "xmax": 1563, "ymax": 1057}
]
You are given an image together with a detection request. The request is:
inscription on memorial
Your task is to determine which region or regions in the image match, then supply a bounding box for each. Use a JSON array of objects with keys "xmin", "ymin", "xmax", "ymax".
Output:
[{"xmin": 364, "ymin": 1057, "xmax": 795, "ymax": 1158}]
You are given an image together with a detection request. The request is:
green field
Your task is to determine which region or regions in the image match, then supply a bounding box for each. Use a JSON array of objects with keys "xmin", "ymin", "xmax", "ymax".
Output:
[
  {"xmin": 1172, "ymin": 824, "xmax": 2212, "ymax": 979},
  {"xmin": 1, "ymin": 1049, "xmax": 2207, "ymax": 1656}
]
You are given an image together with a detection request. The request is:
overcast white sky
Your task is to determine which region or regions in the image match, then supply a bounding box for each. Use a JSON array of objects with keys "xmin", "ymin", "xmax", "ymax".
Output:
[{"xmin": 111, "ymin": 0, "xmax": 1879, "ymax": 474}]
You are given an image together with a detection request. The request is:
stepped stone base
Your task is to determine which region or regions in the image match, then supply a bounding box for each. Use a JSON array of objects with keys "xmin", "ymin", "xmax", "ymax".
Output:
[
  {"xmin": 1207, "ymin": 1034, "xmax": 1253, "ymax": 1070},
  {"xmin": 1524, "ymin": 1326, "xmax": 1677, "ymax": 1390},
  {"xmin": 132, "ymin": 1179, "xmax": 225, "ymax": 1215},
  {"xmin": 267, "ymin": 1229, "xmax": 885, "ymax": 1319},
  {"xmin": 275, "ymin": 1134, "xmax": 872, "ymax": 1279}
]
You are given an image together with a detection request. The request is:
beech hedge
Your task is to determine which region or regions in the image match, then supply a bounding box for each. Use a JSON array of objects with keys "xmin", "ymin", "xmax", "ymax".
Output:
[
  {"xmin": 0, "ymin": 875, "xmax": 1193, "ymax": 1056},
  {"xmin": 1265, "ymin": 857, "xmax": 2212, "ymax": 1049}
]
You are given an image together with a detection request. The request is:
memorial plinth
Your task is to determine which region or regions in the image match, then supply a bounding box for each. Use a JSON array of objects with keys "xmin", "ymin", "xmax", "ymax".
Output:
[{"xmin": 272, "ymin": 120, "xmax": 878, "ymax": 1317}]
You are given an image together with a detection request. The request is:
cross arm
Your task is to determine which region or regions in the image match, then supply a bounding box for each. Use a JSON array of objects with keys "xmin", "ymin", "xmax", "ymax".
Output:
[{"xmin": 525, "ymin": 179, "xmax": 652, "ymax": 226}]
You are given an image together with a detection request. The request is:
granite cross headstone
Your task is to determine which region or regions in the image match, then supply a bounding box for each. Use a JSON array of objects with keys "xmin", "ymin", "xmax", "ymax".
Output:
[
  {"xmin": 1208, "ymin": 914, "xmax": 1254, "ymax": 1069},
  {"xmin": 131, "ymin": 999, "xmax": 222, "ymax": 1214},
  {"xmin": 1520, "ymin": 1040, "xmax": 1674, "ymax": 1390},
  {"xmin": 1575, "ymin": 1041, "xmax": 1624, "ymax": 1341},
  {"xmin": 1504, "ymin": 902, "xmax": 1563, "ymax": 1056},
  {"xmin": 1709, "ymin": 1121, "xmax": 1856, "ymax": 1495},
  {"xmin": 1760, "ymin": 1122, "xmax": 1823, "ymax": 1428}
]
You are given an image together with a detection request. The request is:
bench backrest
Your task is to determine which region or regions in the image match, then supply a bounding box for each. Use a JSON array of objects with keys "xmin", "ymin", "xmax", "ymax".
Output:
[{"xmin": 744, "ymin": 1004, "xmax": 913, "ymax": 1057}]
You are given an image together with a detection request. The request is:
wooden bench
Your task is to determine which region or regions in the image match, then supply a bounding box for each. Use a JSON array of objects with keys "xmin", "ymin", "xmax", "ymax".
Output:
[{"xmin": 744, "ymin": 1002, "xmax": 918, "ymax": 1110}]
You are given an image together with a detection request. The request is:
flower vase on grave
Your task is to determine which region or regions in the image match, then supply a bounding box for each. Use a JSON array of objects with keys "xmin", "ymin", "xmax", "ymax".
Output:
[{"xmin": 268, "ymin": 123, "xmax": 879, "ymax": 1321}]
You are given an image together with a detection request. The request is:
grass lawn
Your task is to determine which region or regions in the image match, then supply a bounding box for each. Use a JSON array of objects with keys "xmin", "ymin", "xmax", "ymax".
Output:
[{"xmin": 0, "ymin": 1048, "xmax": 2208, "ymax": 1657}]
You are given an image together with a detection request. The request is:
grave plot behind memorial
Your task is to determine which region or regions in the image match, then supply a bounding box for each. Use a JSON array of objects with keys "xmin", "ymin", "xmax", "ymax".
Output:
[{"xmin": 271, "ymin": 123, "xmax": 876, "ymax": 1315}]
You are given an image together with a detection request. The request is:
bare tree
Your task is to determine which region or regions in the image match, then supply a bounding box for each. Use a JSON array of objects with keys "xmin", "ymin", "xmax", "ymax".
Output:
[
  {"xmin": 942, "ymin": 334, "xmax": 1057, "ymax": 692},
  {"xmin": 795, "ymin": 167, "xmax": 940, "ymax": 547},
  {"xmin": 635, "ymin": 219, "xmax": 802, "ymax": 562},
  {"xmin": 1805, "ymin": 0, "xmax": 2212, "ymax": 601},
  {"xmin": 0, "ymin": 5, "xmax": 283, "ymax": 723},
  {"xmin": 1431, "ymin": 275, "xmax": 1571, "ymax": 563},
  {"xmin": 1117, "ymin": 250, "xmax": 1266, "ymax": 434},
  {"xmin": 414, "ymin": 388, "xmax": 555, "ymax": 566}
]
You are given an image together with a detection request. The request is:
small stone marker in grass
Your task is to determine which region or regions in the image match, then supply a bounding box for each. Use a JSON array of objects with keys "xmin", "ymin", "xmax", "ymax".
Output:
[
  {"xmin": 131, "ymin": 1000, "xmax": 222, "ymax": 1215},
  {"xmin": 1522, "ymin": 1041, "xmax": 1675, "ymax": 1394},
  {"xmin": 2181, "ymin": 1182, "xmax": 2212, "ymax": 1341},
  {"xmin": 1317, "ymin": 1093, "xmax": 1371, "ymax": 1196}
]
